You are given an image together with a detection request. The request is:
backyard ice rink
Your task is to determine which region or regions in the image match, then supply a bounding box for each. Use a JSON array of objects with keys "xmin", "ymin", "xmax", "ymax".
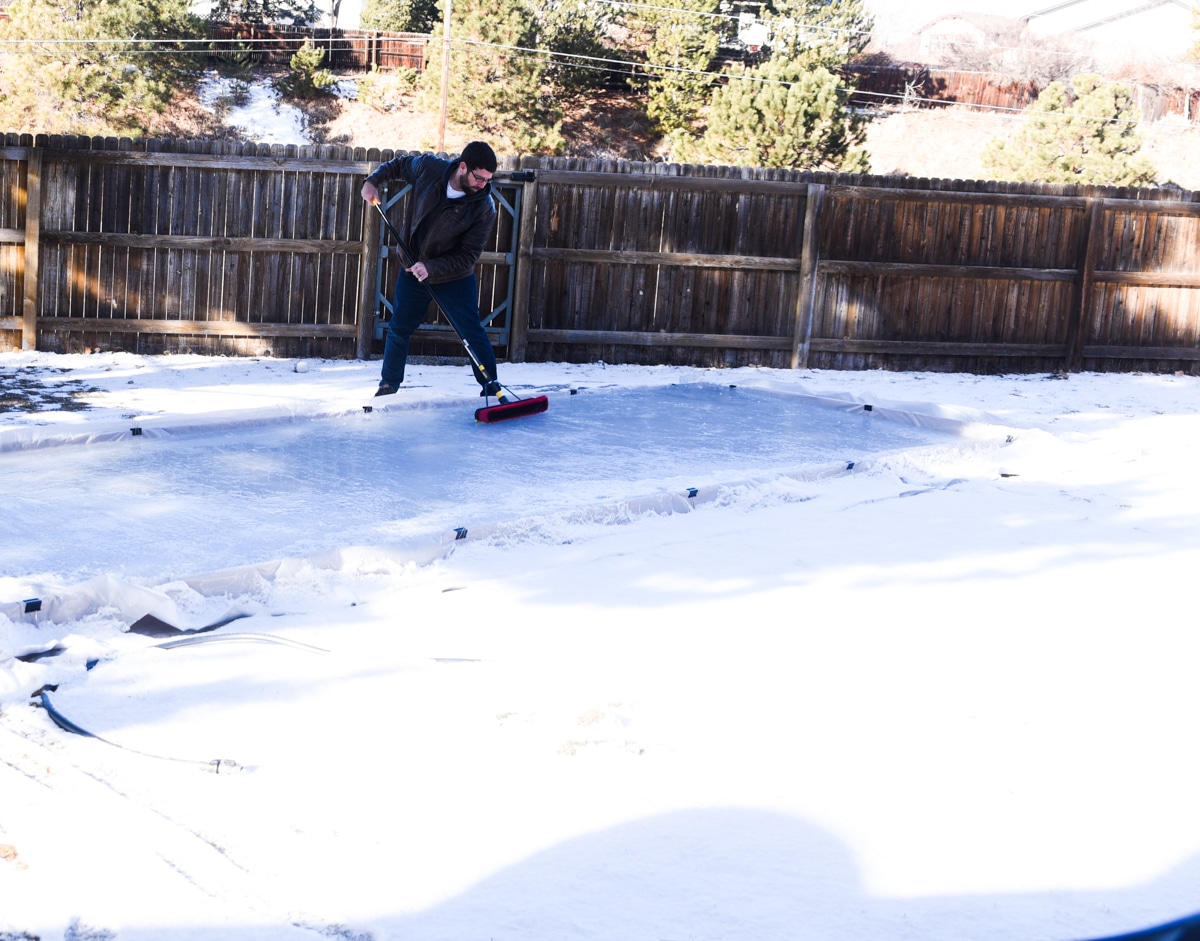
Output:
[
  {"xmin": 1, "ymin": 351, "xmax": 1199, "ymax": 941},
  {"xmin": 0, "ymin": 382, "xmax": 958, "ymax": 584}
]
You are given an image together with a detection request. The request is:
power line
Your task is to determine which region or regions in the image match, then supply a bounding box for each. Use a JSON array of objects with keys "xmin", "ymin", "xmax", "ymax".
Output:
[
  {"xmin": 869, "ymin": 95, "xmax": 1197, "ymax": 141},
  {"xmin": 0, "ymin": 18, "xmax": 1186, "ymax": 79},
  {"xmin": 450, "ymin": 34, "xmax": 1170, "ymax": 127},
  {"xmin": 854, "ymin": 87, "xmax": 1163, "ymax": 127},
  {"xmin": 0, "ymin": 37, "xmax": 298, "ymax": 46},
  {"xmin": 0, "ymin": 23, "xmax": 1189, "ymax": 129}
]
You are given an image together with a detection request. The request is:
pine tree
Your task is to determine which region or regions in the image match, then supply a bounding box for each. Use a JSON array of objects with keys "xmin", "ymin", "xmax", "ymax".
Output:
[
  {"xmin": 208, "ymin": 0, "xmax": 319, "ymax": 26},
  {"xmin": 418, "ymin": 0, "xmax": 564, "ymax": 154},
  {"xmin": 537, "ymin": 0, "xmax": 618, "ymax": 95},
  {"xmin": 660, "ymin": 0, "xmax": 871, "ymax": 170},
  {"xmin": 675, "ymin": 58, "xmax": 868, "ymax": 170},
  {"xmin": 0, "ymin": 0, "xmax": 203, "ymax": 136},
  {"xmin": 765, "ymin": 0, "xmax": 873, "ymax": 69},
  {"xmin": 359, "ymin": 0, "xmax": 439, "ymax": 33},
  {"xmin": 283, "ymin": 39, "xmax": 336, "ymax": 97},
  {"xmin": 982, "ymin": 74, "xmax": 1157, "ymax": 186},
  {"xmin": 627, "ymin": 0, "xmax": 721, "ymax": 133}
]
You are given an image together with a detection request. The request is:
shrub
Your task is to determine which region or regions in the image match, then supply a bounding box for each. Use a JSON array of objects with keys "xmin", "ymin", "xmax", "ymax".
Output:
[
  {"xmin": 982, "ymin": 73, "xmax": 1157, "ymax": 186},
  {"xmin": 284, "ymin": 40, "xmax": 336, "ymax": 98}
]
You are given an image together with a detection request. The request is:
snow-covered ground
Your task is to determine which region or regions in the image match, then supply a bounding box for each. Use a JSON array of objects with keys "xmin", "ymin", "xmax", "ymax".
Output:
[
  {"xmin": 195, "ymin": 71, "xmax": 358, "ymax": 146},
  {"xmin": 196, "ymin": 71, "xmax": 313, "ymax": 145},
  {"xmin": 1, "ymin": 350, "xmax": 1198, "ymax": 941}
]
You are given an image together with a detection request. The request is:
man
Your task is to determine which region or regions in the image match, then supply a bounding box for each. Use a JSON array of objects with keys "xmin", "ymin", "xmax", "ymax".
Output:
[{"xmin": 361, "ymin": 141, "xmax": 501, "ymax": 398}]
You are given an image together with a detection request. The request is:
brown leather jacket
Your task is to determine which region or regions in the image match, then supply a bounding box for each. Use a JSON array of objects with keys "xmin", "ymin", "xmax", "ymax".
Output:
[{"xmin": 365, "ymin": 153, "xmax": 497, "ymax": 284}]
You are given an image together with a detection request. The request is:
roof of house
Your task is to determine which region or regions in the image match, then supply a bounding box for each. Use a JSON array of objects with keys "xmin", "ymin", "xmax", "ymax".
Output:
[
  {"xmin": 1014, "ymin": 0, "xmax": 1195, "ymax": 55},
  {"xmin": 915, "ymin": 12, "xmax": 1029, "ymax": 36}
]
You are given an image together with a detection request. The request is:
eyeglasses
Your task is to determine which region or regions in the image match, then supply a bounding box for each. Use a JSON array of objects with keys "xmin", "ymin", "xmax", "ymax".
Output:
[{"xmin": 467, "ymin": 169, "xmax": 493, "ymax": 186}]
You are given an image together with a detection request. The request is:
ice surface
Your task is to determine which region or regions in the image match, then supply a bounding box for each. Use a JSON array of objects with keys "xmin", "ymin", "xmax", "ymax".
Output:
[{"xmin": 0, "ymin": 383, "xmax": 955, "ymax": 583}]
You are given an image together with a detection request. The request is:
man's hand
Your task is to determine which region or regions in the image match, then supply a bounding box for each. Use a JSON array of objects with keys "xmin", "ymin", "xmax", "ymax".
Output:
[{"xmin": 408, "ymin": 262, "xmax": 429, "ymax": 281}]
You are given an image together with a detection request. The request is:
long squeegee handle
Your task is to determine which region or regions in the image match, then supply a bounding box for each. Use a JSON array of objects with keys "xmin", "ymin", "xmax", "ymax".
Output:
[{"xmin": 373, "ymin": 200, "xmax": 415, "ymax": 268}]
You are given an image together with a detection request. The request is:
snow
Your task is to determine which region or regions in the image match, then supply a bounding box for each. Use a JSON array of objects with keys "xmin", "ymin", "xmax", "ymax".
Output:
[
  {"xmin": 196, "ymin": 71, "xmax": 312, "ymax": 146},
  {"xmin": 193, "ymin": 70, "xmax": 357, "ymax": 148},
  {"xmin": 1, "ymin": 350, "xmax": 1199, "ymax": 941}
]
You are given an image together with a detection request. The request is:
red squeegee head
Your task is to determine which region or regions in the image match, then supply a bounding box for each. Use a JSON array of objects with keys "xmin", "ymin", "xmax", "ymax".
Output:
[{"xmin": 475, "ymin": 395, "xmax": 549, "ymax": 423}]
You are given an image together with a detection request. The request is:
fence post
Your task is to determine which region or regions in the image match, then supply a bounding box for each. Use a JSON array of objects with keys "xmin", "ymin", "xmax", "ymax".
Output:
[
  {"xmin": 1065, "ymin": 196, "xmax": 1102, "ymax": 373},
  {"xmin": 792, "ymin": 182, "xmax": 824, "ymax": 369},
  {"xmin": 356, "ymin": 174, "xmax": 382, "ymax": 360},
  {"xmin": 21, "ymin": 146, "xmax": 42, "ymax": 352},
  {"xmin": 508, "ymin": 160, "xmax": 538, "ymax": 363}
]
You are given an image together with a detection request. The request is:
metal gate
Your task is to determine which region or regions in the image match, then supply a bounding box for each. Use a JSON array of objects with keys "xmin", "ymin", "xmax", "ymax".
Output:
[{"xmin": 371, "ymin": 171, "xmax": 530, "ymax": 355}]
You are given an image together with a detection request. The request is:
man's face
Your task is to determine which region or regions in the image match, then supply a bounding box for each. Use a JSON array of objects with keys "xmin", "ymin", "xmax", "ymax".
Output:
[{"xmin": 457, "ymin": 162, "xmax": 493, "ymax": 194}]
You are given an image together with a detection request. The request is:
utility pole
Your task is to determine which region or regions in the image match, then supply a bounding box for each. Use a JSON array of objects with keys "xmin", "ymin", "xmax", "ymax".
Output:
[{"xmin": 438, "ymin": 0, "xmax": 452, "ymax": 153}]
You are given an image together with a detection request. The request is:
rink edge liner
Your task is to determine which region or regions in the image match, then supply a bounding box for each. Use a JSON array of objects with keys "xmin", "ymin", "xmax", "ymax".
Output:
[{"xmin": 0, "ymin": 380, "xmax": 1021, "ymax": 453}]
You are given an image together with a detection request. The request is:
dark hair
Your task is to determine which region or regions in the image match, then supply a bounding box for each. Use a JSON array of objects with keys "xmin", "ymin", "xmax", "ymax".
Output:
[{"xmin": 459, "ymin": 140, "xmax": 497, "ymax": 174}]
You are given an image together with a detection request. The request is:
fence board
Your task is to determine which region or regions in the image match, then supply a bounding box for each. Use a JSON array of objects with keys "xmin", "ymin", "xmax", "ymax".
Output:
[{"xmin": 20, "ymin": 149, "xmax": 40, "ymax": 348}]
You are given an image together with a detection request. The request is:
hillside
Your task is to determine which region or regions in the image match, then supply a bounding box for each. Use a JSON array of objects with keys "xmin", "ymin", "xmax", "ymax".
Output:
[
  {"xmin": 159, "ymin": 69, "xmax": 1200, "ymax": 191},
  {"xmin": 864, "ymin": 106, "xmax": 1200, "ymax": 191}
]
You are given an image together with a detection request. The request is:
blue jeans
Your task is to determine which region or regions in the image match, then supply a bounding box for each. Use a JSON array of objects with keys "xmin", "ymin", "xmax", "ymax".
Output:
[{"xmin": 380, "ymin": 269, "xmax": 498, "ymax": 389}]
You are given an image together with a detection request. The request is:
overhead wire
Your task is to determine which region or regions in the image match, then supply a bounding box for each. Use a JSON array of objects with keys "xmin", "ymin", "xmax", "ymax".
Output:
[
  {"xmin": 0, "ymin": 24, "xmax": 1171, "ymax": 91},
  {"xmin": 0, "ymin": 5, "xmax": 1185, "ymax": 72},
  {"xmin": 0, "ymin": 16, "xmax": 1188, "ymax": 130},
  {"xmin": 441, "ymin": 35, "xmax": 1170, "ymax": 127},
  {"xmin": 0, "ymin": 0, "xmax": 1188, "ymax": 70}
]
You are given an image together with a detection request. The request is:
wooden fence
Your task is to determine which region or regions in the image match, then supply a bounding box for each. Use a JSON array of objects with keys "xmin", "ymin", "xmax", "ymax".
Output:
[
  {"xmin": 2, "ymin": 138, "xmax": 1199, "ymax": 375},
  {"xmin": 847, "ymin": 65, "xmax": 1039, "ymax": 113},
  {"xmin": 209, "ymin": 22, "xmax": 428, "ymax": 71},
  {"xmin": 847, "ymin": 65, "xmax": 1200, "ymax": 124},
  {"xmin": 511, "ymin": 158, "xmax": 1200, "ymax": 373},
  {"xmin": 0, "ymin": 136, "xmax": 378, "ymax": 359}
]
